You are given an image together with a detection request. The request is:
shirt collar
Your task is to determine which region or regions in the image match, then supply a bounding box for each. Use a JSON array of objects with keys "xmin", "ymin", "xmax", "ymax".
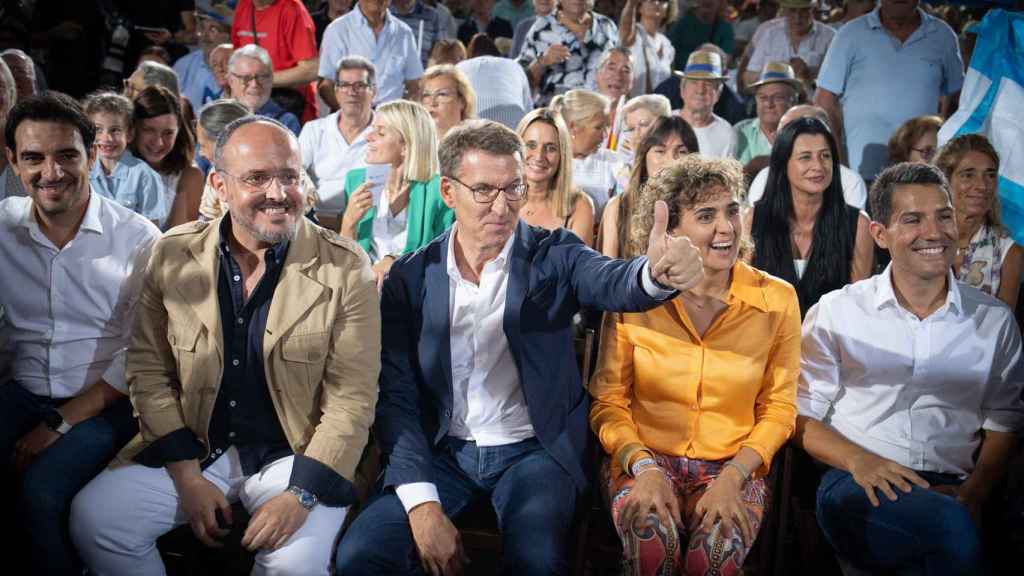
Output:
[
  {"xmin": 445, "ymin": 223, "xmax": 516, "ymax": 281},
  {"xmin": 873, "ymin": 263, "xmax": 962, "ymax": 316},
  {"xmin": 356, "ymin": 5, "xmax": 393, "ymax": 28},
  {"xmin": 727, "ymin": 262, "xmax": 771, "ymax": 313},
  {"xmin": 218, "ymin": 214, "xmax": 290, "ymax": 266}
]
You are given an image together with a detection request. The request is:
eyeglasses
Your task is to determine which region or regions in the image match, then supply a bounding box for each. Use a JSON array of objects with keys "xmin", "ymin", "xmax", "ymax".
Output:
[
  {"xmin": 911, "ymin": 146, "xmax": 937, "ymax": 160},
  {"xmin": 755, "ymin": 94, "xmax": 796, "ymax": 106},
  {"xmin": 230, "ymin": 72, "xmax": 272, "ymax": 86},
  {"xmin": 219, "ymin": 169, "xmax": 301, "ymax": 192},
  {"xmin": 336, "ymin": 81, "xmax": 371, "ymax": 93},
  {"xmin": 421, "ymin": 89, "xmax": 458, "ymax": 104},
  {"xmin": 447, "ymin": 175, "xmax": 527, "ymax": 204}
]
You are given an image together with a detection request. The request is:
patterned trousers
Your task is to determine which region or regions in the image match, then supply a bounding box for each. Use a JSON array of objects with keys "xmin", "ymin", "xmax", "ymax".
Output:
[{"xmin": 604, "ymin": 454, "xmax": 769, "ymax": 576}]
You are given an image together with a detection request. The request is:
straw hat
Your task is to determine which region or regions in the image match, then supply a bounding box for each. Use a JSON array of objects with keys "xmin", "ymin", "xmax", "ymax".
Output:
[
  {"xmin": 673, "ymin": 50, "xmax": 726, "ymax": 81},
  {"xmin": 748, "ymin": 62, "xmax": 803, "ymax": 91}
]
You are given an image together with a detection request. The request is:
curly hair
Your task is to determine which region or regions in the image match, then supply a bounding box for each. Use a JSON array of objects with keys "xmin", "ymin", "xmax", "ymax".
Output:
[{"xmin": 628, "ymin": 154, "xmax": 749, "ymax": 258}]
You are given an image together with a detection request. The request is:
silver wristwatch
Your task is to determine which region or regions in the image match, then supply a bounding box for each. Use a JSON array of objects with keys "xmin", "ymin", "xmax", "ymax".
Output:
[{"xmin": 286, "ymin": 486, "xmax": 318, "ymax": 510}]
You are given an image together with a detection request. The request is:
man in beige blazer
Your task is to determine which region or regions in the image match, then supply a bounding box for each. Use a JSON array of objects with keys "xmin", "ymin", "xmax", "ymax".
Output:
[{"xmin": 71, "ymin": 116, "xmax": 381, "ymax": 576}]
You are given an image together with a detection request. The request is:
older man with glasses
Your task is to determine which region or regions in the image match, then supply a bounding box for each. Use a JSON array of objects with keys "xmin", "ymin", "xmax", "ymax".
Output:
[
  {"xmin": 335, "ymin": 119, "xmax": 705, "ymax": 575},
  {"xmin": 227, "ymin": 44, "xmax": 300, "ymax": 135},
  {"xmin": 174, "ymin": 3, "xmax": 236, "ymax": 112}
]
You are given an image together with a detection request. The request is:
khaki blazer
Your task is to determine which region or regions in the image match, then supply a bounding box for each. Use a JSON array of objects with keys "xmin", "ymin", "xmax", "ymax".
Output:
[{"xmin": 114, "ymin": 216, "xmax": 381, "ymax": 484}]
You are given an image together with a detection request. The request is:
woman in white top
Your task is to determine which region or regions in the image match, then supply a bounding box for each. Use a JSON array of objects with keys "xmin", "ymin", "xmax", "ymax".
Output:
[
  {"xmin": 551, "ymin": 89, "xmax": 624, "ymax": 218},
  {"xmin": 516, "ymin": 108, "xmax": 595, "ymax": 245},
  {"xmin": 131, "ymin": 85, "xmax": 204, "ymax": 230},
  {"xmin": 420, "ymin": 64, "xmax": 476, "ymax": 141},
  {"xmin": 619, "ymin": 0, "xmax": 678, "ymax": 96},
  {"xmin": 936, "ymin": 133, "xmax": 1024, "ymax": 309}
]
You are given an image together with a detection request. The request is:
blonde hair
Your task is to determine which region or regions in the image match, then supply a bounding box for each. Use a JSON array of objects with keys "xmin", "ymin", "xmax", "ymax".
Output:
[
  {"xmin": 422, "ymin": 64, "xmax": 477, "ymax": 120},
  {"xmin": 629, "ymin": 154, "xmax": 750, "ymax": 258},
  {"xmin": 516, "ymin": 108, "xmax": 576, "ymax": 219},
  {"xmin": 622, "ymin": 94, "xmax": 672, "ymax": 119},
  {"xmin": 375, "ymin": 99, "xmax": 440, "ymax": 182},
  {"xmin": 549, "ymin": 89, "xmax": 609, "ymax": 129}
]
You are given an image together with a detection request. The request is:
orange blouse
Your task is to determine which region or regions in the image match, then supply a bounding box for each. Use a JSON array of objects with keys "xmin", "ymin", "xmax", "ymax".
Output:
[{"xmin": 589, "ymin": 262, "xmax": 801, "ymax": 478}]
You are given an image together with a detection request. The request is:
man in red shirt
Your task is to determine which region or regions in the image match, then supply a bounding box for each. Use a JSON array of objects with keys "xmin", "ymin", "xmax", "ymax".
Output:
[{"xmin": 232, "ymin": 0, "xmax": 320, "ymax": 123}]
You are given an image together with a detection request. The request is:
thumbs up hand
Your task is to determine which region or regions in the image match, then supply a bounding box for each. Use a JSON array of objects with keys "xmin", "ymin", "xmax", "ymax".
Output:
[{"xmin": 645, "ymin": 200, "xmax": 704, "ymax": 292}]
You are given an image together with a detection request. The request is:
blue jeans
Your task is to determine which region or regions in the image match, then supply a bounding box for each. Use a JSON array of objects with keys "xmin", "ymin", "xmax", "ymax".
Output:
[
  {"xmin": 336, "ymin": 436, "xmax": 578, "ymax": 575},
  {"xmin": 0, "ymin": 382, "xmax": 138, "ymax": 576},
  {"xmin": 816, "ymin": 467, "xmax": 986, "ymax": 576}
]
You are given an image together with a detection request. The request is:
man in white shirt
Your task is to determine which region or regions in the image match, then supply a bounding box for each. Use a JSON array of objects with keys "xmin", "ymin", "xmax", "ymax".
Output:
[
  {"xmin": 335, "ymin": 119, "xmax": 705, "ymax": 575},
  {"xmin": 318, "ymin": 0, "xmax": 423, "ymax": 109},
  {"xmin": 673, "ymin": 50, "xmax": 737, "ymax": 158},
  {"xmin": 299, "ymin": 56, "xmax": 376, "ymax": 230},
  {"xmin": 456, "ymin": 55, "xmax": 533, "ymax": 129},
  {"xmin": 796, "ymin": 162, "xmax": 1024, "ymax": 574},
  {"xmin": 741, "ymin": 0, "xmax": 835, "ymax": 89},
  {"xmin": 0, "ymin": 92, "xmax": 160, "ymax": 575}
]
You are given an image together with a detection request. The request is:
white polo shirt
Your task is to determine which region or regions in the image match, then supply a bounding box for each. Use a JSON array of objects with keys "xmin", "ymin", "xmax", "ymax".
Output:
[{"xmin": 298, "ymin": 111, "xmax": 372, "ymax": 218}]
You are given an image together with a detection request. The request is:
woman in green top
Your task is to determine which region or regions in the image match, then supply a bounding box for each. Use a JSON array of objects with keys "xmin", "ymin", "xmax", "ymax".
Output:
[{"xmin": 340, "ymin": 99, "xmax": 455, "ymax": 284}]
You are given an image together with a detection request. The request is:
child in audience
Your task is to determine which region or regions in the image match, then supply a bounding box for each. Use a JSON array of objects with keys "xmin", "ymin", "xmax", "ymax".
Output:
[{"xmin": 83, "ymin": 92, "xmax": 167, "ymax": 225}]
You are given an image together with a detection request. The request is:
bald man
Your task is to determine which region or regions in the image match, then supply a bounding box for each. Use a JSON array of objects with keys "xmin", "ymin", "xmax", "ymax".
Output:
[{"xmin": 0, "ymin": 50, "xmax": 37, "ymax": 103}]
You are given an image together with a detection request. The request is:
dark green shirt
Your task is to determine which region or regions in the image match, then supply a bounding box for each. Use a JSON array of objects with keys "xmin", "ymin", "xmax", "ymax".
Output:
[{"xmin": 668, "ymin": 13, "xmax": 736, "ymax": 72}]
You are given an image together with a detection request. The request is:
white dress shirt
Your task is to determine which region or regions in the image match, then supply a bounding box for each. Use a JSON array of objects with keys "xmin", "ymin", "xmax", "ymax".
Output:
[
  {"xmin": 318, "ymin": 7, "xmax": 424, "ymax": 104},
  {"xmin": 456, "ymin": 56, "xmax": 534, "ymax": 129},
  {"xmin": 369, "ymin": 188, "xmax": 409, "ymax": 262},
  {"xmin": 799, "ymin": 265, "xmax": 1024, "ymax": 477},
  {"xmin": 298, "ymin": 111, "xmax": 371, "ymax": 218},
  {"xmin": 0, "ymin": 192, "xmax": 160, "ymax": 398},
  {"xmin": 395, "ymin": 225, "xmax": 673, "ymax": 512},
  {"xmin": 747, "ymin": 164, "xmax": 867, "ymax": 209}
]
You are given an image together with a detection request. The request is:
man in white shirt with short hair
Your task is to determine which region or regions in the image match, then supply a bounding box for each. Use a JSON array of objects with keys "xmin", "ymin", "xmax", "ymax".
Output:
[
  {"xmin": 795, "ymin": 161, "xmax": 1023, "ymax": 575},
  {"xmin": 0, "ymin": 92, "xmax": 159, "ymax": 575},
  {"xmin": 674, "ymin": 50, "xmax": 737, "ymax": 158}
]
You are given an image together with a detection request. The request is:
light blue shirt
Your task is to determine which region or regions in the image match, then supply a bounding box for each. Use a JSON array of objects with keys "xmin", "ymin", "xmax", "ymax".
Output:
[
  {"xmin": 817, "ymin": 8, "xmax": 963, "ymax": 181},
  {"xmin": 173, "ymin": 49, "xmax": 222, "ymax": 114},
  {"xmin": 89, "ymin": 151, "xmax": 168, "ymax": 223},
  {"xmin": 318, "ymin": 6, "xmax": 424, "ymax": 104},
  {"xmin": 257, "ymin": 100, "xmax": 300, "ymax": 136}
]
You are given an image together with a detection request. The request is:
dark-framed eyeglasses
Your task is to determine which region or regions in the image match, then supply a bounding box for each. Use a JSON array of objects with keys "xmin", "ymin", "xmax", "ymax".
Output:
[
  {"xmin": 447, "ymin": 175, "xmax": 527, "ymax": 204},
  {"xmin": 336, "ymin": 81, "xmax": 372, "ymax": 93},
  {"xmin": 230, "ymin": 72, "xmax": 272, "ymax": 86}
]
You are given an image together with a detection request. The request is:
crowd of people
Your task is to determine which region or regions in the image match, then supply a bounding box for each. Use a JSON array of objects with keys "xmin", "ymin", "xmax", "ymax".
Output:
[{"xmin": 0, "ymin": 0, "xmax": 1021, "ymax": 575}]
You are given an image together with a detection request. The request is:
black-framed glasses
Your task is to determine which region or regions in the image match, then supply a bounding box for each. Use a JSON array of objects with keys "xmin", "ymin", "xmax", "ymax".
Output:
[
  {"xmin": 911, "ymin": 146, "xmax": 937, "ymax": 160},
  {"xmin": 447, "ymin": 175, "xmax": 527, "ymax": 204},
  {"xmin": 336, "ymin": 81, "xmax": 371, "ymax": 93},
  {"xmin": 230, "ymin": 72, "xmax": 272, "ymax": 86},
  {"xmin": 219, "ymin": 169, "xmax": 301, "ymax": 192}
]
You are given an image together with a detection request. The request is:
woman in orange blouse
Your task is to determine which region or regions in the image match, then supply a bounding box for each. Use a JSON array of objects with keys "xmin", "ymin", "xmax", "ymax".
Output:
[{"xmin": 590, "ymin": 155, "xmax": 800, "ymax": 576}]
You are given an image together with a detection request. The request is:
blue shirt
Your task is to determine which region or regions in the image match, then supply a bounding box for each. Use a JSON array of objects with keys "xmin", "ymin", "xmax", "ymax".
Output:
[
  {"xmin": 89, "ymin": 151, "xmax": 168, "ymax": 223},
  {"xmin": 257, "ymin": 99, "xmax": 301, "ymax": 135},
  {"xmin": 173, "ymin": 49, "xmax": 223, "ymax": 113},
  {"xmin": 817, "ymin": 8, "xmax": 963, "ymax": 181},
  {"xmin": 318, "ymin": 6, "xmax": 424, "ymax": 104}
]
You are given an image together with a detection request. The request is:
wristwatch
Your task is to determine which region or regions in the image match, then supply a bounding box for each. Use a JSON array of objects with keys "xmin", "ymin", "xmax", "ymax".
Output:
[
  {"xmin": 43, "ymin": 409, "xmax": 72, "ymax": 435},
  {"xmin": 286, "ymin": 486, "xmax": 318, "ymax": 510}
]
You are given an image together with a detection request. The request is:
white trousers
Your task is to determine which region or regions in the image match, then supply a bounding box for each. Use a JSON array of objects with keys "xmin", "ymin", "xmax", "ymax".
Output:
[{"xmin": 70, "ymin": 447, "xmax": 347, "ymax": 576}]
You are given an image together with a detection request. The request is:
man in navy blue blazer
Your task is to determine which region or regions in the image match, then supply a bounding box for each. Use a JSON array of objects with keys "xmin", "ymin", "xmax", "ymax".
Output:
[{"xmin": 336, "ymin": 119, "xmax": 704, "ymax": 576}]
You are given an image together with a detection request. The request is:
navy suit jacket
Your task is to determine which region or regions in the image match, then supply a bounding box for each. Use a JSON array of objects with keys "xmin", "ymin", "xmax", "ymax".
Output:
[{"xmin": 376, "ymin": 221, "xmax": 669, "ymax": 492}]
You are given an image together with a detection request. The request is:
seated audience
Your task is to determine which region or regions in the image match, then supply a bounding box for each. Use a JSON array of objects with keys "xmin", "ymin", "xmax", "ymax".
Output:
[
  {"xmin": 428, "ymin": 38, "xmax": 467, "ymax": 67},
  {"xmin": 551, "ymin": 88, "xmax": 621, "ymax": 217},
  {"xmin": 747, "ymin": 104, "xmax": 867, "ymax": 209},
  {"xmin": 742, "ymin": 0, "xmax": 835, "ymax": 91},
  {"xmin": 887, "ymin": 114, "xmax": 942, "ymax": 165},
  {"xmin": 517, "ymin": 0, "xmax": 619, "ymax": 106},
  {"xmin": 318, "ymin": 0, "xmax": 423, "ymax": 109},
  {"xmin": 796, "ymin": 162, "xmax": 1024, "ymax": 575},
  {"xmin": 209, "ymin": 43, "xmax": 234, "ymax": 98},
  {"xmin": 511, "ymin": 0, "xmax": 555, "ymax": 58},
  {"xmin": 0, "ymin": 92, "xmax": 160, "ymax": 576},
  {"xmin": 674, "ymin": 50, "xmax": 737, "ymax": 158},
  {"xmin": 0, "ymin": 58, "xmax": 25, "ymax": 200},
  {"xmin": 591, "ymin": 155, "xmax": 799, "ymax": 576},
  {"xmin": 84, "ymin": 92, "xmax": 168, "ymax": 225},
  {"xmin": 227, "ymin": 45, "xmax": 300, "ymax": 135},
  {"xmin": 517, "ymin": 107, "xmax": 595, "ymax": 244},
  {"xmin": 131, "ymin": 85, "xmax": 205, "ymax": 229},
  {"xmin": 748, "ymin": 116, "xmax": 874, "ymax": 315},
  {"xmin": 457, "ymin": 53, "xmax": 533, "ymax": 129},
  {"xmin": 173, "ymin": 4, "xmax": 233, "ymax": 112},
  {"xmin": 334, "ymin": 118, "xmax": 705, "ymax": 576},
  {"xmin": 734, "ymin": 62, "xmax": 800, "ymax": 166},
  {"xmin": 196, "ymin": 98, "xmax": 251, "ymax": 221},
  {"xmin": 340, "ymin": 99, "xmax": 453, "ymax": 284},
  {"xmin": 936, "ymin": 133, "xmax": 1024, "ymax": 309},
  {"xmin": 71, "ymin": 116, "xmax": 381, "ymax": 576},
  {"xmin": 457, "ymin": 0, "xmax": 514, "ymax": 45},
  {"xmin": 230, "ymin": 0, "xmax": 319, "ymax": 123},
  {"xmin": 124, "ymin": 60, "xmax": 182, "ymax": 102},
  {"xmin": 392, "ymin": 0, "xmax": 454, "ymax": 67},
  {"xmin": 298, "ymin": 56, "xmax": 377, "ymax": 230},
  {"xmin": 667, "ymin": 0, "xmax": 735, "ymax": 69},
  {"xmin": 593, "ymin": 47, "xmax": 634, "ymax": 150},
  {"xmin": 619, "ymin": 0, "xmax": 677, "ymax": 97},
  {"xmin": 618, "ymin": 94, "xmax": 672, "ymax": 159},
  {"xmin": 420, "ymin": 64, "xmax": 476, "ymax": 140},
  {"xmin": 602, "ymin": 115, "xmax": 698, "ymax": 258}
]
